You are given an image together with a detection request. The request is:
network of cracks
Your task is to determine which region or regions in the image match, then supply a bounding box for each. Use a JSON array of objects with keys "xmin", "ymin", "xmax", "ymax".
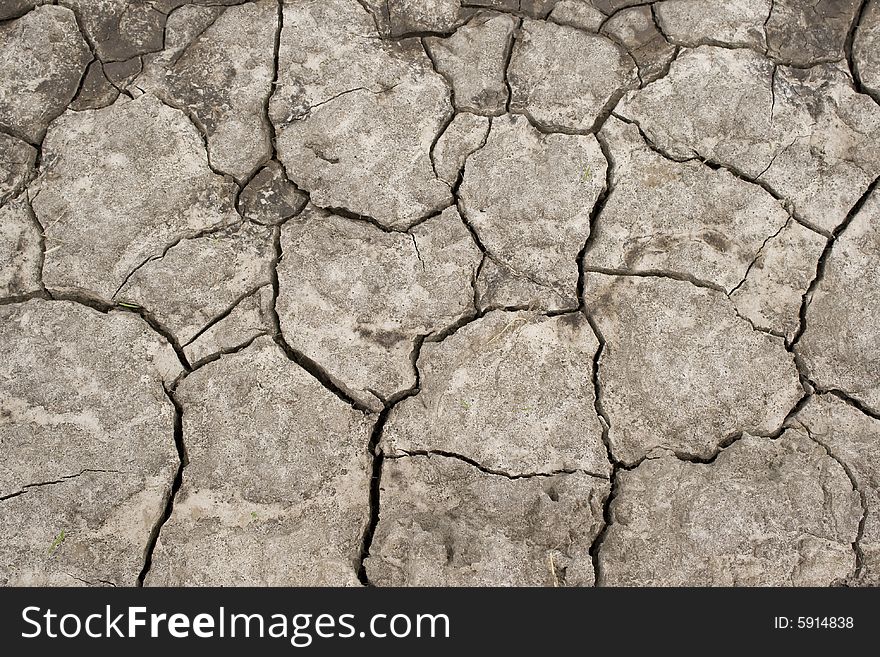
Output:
[{"xmin": 1, "ymin": 0, "xmax": 880, "ymax": 587}]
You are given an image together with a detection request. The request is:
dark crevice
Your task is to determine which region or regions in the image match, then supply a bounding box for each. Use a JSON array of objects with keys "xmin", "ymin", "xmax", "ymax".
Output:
[
  {"xmin": 728, "ymin": 218, "xmax": 791, "ymax": 297},
  {"xmin": 380, "ymin": 25, "xmax": 469, "ymax": 40},
  {"xmin": 318, "ymin": 203, "xmax": 408, "ymax": 234},
  {"xmin": 137, "ymin": 385, "xmax": 186, "ymax": 586},
  {"xmin": 265, "ymin": 0, "xmax": 283, "ymax": 164},
  {"xmin": 22, "ymin": 194, "xmax": 49, "ymax": 295},
  {"xmin": 272, "ymin": 318, "xmax": 375, "ymax": 414},
  {"xmin": 582, "ymin": 266, "xmax": 726, "ymax": 293},
  {"xmin": 267, "ymin": 224, "xmax": 374, "ymax": 413},
  {"xmin": 424, "ymin": 308, "xmax": 483, "ymax": 344},
  {"xmin": 356, "ymin": 414, "xmax": 385, "ymax": 586},
  {"xmin": 452, "ymin": 117, "xmax": 493, "ymax": 253},
  {"xmin": 845, "ymin": 0, "xmax": 877, "ymax": 102},
  {"xmin": 0, "ymin": 121, "xmax": 39, "ymax": 149},
  {"xmin": 763, "ymin": 0, "xmax": 775, "ymax": 55},
  {"xmin": 422, "ymin": 37, "xmax": 458, "ymax": 180},
  {"xmin": 597, "ymin": 1, "xmax": 656, "ymax": 32},
  {"xmin": 410, "ymin": 233, "xmax": 425, "ymax": 271},
  {"xmin": 356, "ymin": 337, "xmax": 424, "ymax": 586},
  {"xmin": 582, "ymin": 308, "xmax": 620, "ymax": 586},
  {"xmin": 502, "ymin": 18, "xmax": 522, "ymax": 113},
  {"xmin": 579, "ymin": 161, "xmax": 622, "ymax": 587},
  {"xmin": 69, "ymin": 54, "xmax": 99, "ymax": 108},
  {"xmin": 577, "ymin": 131, "xmax": 614, "ymax": 305},
  {"xmin": 354, "ymin": 0, "xmax": 382, "ymax": 35},
  {"xmin": 789, "ymin": 174, "xmax": 880, "ymax": 348},
  {"xmin": 471, "ymin": 253, "xmax": 488, "ymax": 310},
  {"xmin": 649, "ymin": 2, "xmax": 669, "ymax": 42},
  {"xmin": 610, "ymin": 110, "xmax": 831, "ymax": 238},
  {"xmin": 110, "ymin": 219, "xmax": 245, "ymax": 301},
  {"xmin": 769, "ymin": 63, "xmax": 778, "ymax": 121},
  {"xmin": 222, "ymin": 0, "xmax": 282, "ymax": 198},
  {"xmin": 577, "ymin": 119, "xmax": 621, "ymax": 586},
  {"xmin": 121, "ymin": 305, "xmax": 193, "ymax": 371},
  {"xmin": 185, "ymin": 332, "xmax": 268, "ymax": 375},
  {"xmin": 146, "ymin": 93, "xmax": 233, "ymax": 181},
  {"xmin": 181, "ymin": 283, "xmax": 270, "ymax": 348},
  {"xmin": 511, "ymin": 107, "xmax": 593, "ymax": 136},
  {"xmin": 1, "ymin": 468, "xmax": 122, "ymax": 502},
  {"xmin": 795, "ymin": 418, "xmax": 868, "ymax": 581},
  {"xmin": 645, "ymin": 45, "xmax": 680, "ymax": 87},
  {"xmin": 822, "ymin": 389, "xmax": 880, "ymax": 422},
  {"xmin": 588, "ymin": 462, "xmax": 618, "ymax": 587},
  {"xmin": 35, "ymin": 288, "xmax": 192, "ymax": 372},
  {"xmin": 667, "ymin": 393, "xmax": 814, "ymax": 468},
  {"xmin": 162, "ymin": 5, "xmax": 230, "ymax": 69},
  {"xmin": 391, "ymin": 450, "xmax": 609, "ymax": 481}
]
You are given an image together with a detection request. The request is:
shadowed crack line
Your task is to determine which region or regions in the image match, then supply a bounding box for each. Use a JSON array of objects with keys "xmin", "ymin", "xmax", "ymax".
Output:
[
  {"xmin": 581, "ymin": 266, "xmax": 726, "ymax": 293},
  {"xmin": 109, "ymin": 220, "xmax": 244, "ymax": 302},
  {"xmin": 789, "ymin": 173, "xmax": 880, "ymax": 348},
  {"xmin": 390, "ymin": 450, "xmax": 609, "ymax": 481},
  {"xmin": 795, "ymin": 417, "xmax": 868, "ymax": 581},
  {"xmin": 581, "ymin": 310, "xmax": 619, "ymax": 586},
  {"xmin": 727, "ymin": 217, "xmax": 791, "ymax": 297},
  {"xmin": 20, "ymin": 289, "xmax": 194, "ymax": 372},
  {"xmin": 267, "ymin": 223, "xmax": 375, "ymax": 413},
  {"xmin": 1, "ymin": 469, "xmax": 123, "ymax": 502},
  {"xmin": 20, "ymin": 194, "xmax": 50, "ymax": 295},
  {"xmin": 649, "ymin": 2, "xmax": 670, "ymax": 42},
  {"xmin": 502, "ymin": 18, "xmax": 522, "ymax": 114},
  {"xmin": 354, "ymin": 0, "xmax": 382, "ymax": 35},
  {"xmin": 578, "ymin": 177, "xmax": 622, "ymax": 585},
  {"xmin": 676, "ymin": 393, "xmax": 814, "ymax": 466},
  {"xmin": 595, "ymin": 1, "xmax": 656, "ymax": 32},
  {"xmin": 821, "ymin": 389, "xmax": 880, "ymax": 422},
  {"xmin": 181, "ymin": 282, "xmax": 271, "ymax": 349},
  {"xmin": 144, "ymin": 93, "xmax": 233, "ymax": 182},
  {"xmin": 449, "ymin": 118, "xmax": 577, "ymax": 307},
  {"xmin": 577, "ymin": 130, "xmax": 614, "ymax": 306},
  {"xmin": 66, "ymin": 573, "xmax": 117, "ymax": 587},
  {"xmin": 356, "ymin": 337, "xmax": 424, "ymax": 586},
  {"xmin": 763, "ymin": 0, "xmax": 775, "ymax": 55},
  {"xmin": 610, "ymin": 111, "xmax": 831, "ymax": 238},
  {"xmin": 137, "ymin": 385, "xmax": 186, "ymax": 586},
  {"xmin": 845, "ymin": 0, "xmax": 877, "ymax": 103},
  {"xmin": 183, "ymin": 332, "xmax": 268, "ymax": 379},
  {"xmin": 422, "ymin": 38, "xmax": 459, "ymax": 179},
  {"xmin": 161, "ymin": 4, "xmax": 230, "ymax": 69},
  {"xmin": 69, "ymin": 53, "xmax": 99, "ymax": 109}
]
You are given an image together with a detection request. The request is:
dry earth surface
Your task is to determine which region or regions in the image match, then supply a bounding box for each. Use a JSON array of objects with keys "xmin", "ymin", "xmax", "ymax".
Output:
[{"xmin": 1, "ymin": 0, "xmax": 879, "ymax": 587}]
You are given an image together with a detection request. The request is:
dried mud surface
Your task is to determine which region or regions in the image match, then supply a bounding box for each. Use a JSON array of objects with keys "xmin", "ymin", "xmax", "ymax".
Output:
[{"xmin": 1, "ymin": 0, "xmax": 879, "ymax": 587}]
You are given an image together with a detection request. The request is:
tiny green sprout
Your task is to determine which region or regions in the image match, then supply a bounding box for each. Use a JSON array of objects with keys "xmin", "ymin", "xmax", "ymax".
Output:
[
  {"xmin": 581, "ymin": 166, "xmax": 592, "ymax": 181},
  {"xmin": 460, "ymin": 399, "xmax": 471, "ymax": 410},
  {"xmin": 117, "ymin": 301, "xmax": 141, "ymax": 310},
  {"xmin": 251, "ymin": 511, "xmax": 258, "ymax": 520},
  {"xmin": 48, "ymin": 530, "xmax": 66, "ymax": 556}
]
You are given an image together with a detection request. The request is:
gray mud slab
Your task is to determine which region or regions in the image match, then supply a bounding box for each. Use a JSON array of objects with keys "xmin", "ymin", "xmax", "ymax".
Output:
[
  {"xmin": 600, "ymin": 433, "xmax": 861, "ymax": 586},
  {"xmin": 145, "ymin": 337, "xmax": 374, "ymax": 586},
  {"xmin": 366, "ymin": 455, "xmax": 609, "ymax": 586},
  {"xmin": 0, "ymin": 300, "xmax": 180, "ymax": 586}
]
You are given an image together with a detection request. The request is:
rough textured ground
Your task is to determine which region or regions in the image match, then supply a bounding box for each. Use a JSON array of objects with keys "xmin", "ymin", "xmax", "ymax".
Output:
[{"xmin": 1, "ymin": 0, "xmax": 878, "ymax": 587}]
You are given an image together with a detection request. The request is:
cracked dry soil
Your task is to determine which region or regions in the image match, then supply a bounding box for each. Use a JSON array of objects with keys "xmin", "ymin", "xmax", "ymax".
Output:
[{"xmin": 1, "ymin": 0, "xmax": 879, "ymax": 588}]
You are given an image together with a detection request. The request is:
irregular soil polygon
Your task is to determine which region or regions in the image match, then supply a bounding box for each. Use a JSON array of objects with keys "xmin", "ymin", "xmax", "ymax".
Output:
[
  {"xmin": 366, "ymin": 455, "xmax": 609, "ymax": 586},
  {"xmin": 383, "ymin": 310, "xmax": 610, "ymax": 476}
]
